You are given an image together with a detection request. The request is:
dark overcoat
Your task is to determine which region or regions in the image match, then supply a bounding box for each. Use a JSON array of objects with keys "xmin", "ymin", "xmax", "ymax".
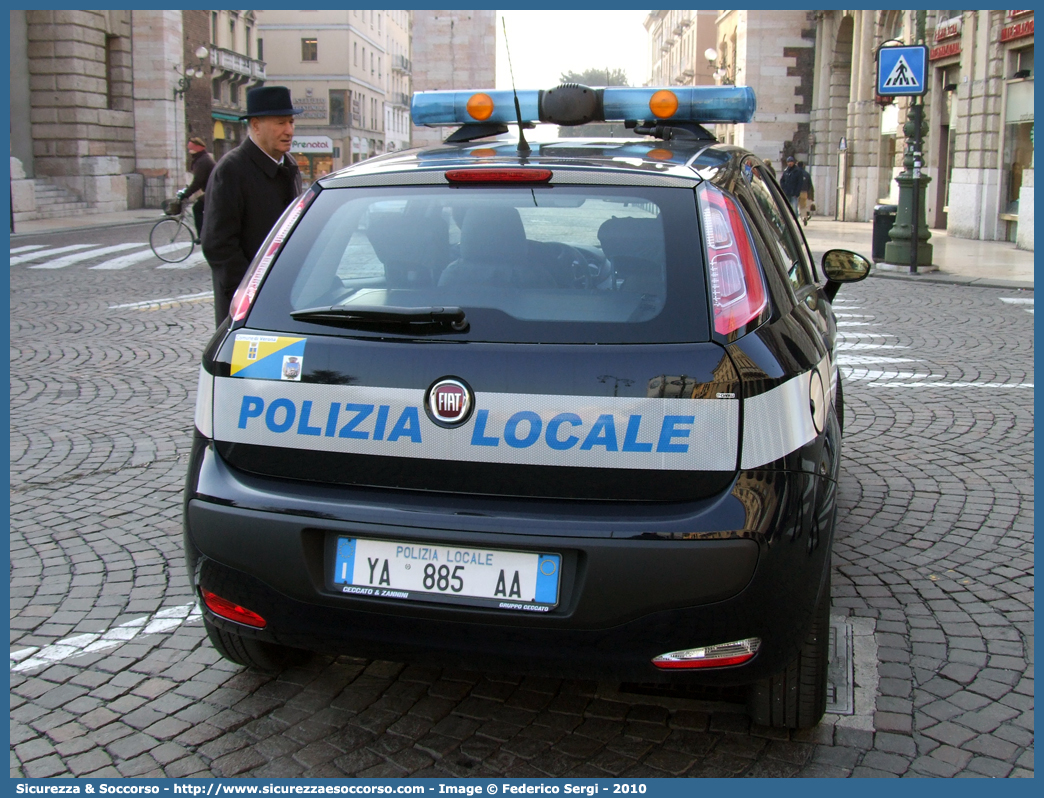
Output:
[{"xmin": 201, "ymin": 136, "xmax": 301, "ymax": 323}]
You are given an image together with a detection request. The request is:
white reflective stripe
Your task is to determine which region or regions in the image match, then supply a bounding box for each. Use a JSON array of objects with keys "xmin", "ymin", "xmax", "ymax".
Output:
[
  {"xmin": 740, "ymin": 357, "xmax": 830, "ymax": 469},
  {"xmin": 212, "ymin": 377, "xmax": 739, "ymax": 472},
  {"xmin": 195, "ymin": 366, "xmax": 214, "ymax": 438}
]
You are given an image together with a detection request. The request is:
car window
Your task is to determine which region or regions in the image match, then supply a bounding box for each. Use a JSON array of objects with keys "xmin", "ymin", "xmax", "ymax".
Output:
[
  {"xmin": 249, "ymin": 184, "xmax": 711, "ymax": 345},
  {"xmin": 745, "ymin": 163, "xmax": 813, "ymax": 291}
]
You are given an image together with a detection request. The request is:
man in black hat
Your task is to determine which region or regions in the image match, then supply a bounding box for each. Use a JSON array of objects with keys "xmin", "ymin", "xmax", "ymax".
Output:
[{"xmin": 201, "ymin": 86, "xmax": 303, "ymax": 327}]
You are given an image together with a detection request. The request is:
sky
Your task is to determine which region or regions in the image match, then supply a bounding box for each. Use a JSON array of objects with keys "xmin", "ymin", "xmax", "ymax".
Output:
[{"xmin": 494, "ymin": 10, "xmax": 651, "ymax": 91}]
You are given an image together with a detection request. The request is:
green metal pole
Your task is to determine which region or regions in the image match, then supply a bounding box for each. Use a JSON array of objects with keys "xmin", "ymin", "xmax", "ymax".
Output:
[{"xmin": 883, "ymin": 10, "xmax": 934, "ymax": 269}]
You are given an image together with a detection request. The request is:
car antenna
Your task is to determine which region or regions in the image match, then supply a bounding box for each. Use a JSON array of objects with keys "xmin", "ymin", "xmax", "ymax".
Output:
[{"xmin": 501, "ymin": 16, "xmax": 531, "ymax": 156}]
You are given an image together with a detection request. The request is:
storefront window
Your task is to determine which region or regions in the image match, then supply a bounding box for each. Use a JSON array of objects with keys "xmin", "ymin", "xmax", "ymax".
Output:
[
  {"xmin": 330, "ymin": 90, "xmax": 347, "ymax": 126},
  {"xmin": 1003, "ymin": 48, "xmax": 1034, "ymax": 216},
  {"xmin": 293, "ymin": 153, "xmax": 334, "ymax": 188}
]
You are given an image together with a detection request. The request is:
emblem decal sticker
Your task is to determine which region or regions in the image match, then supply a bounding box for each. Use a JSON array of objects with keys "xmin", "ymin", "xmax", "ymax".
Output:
[{"xmin": 231, "ymin": 335, "xmax": 306, "ymax": 380}]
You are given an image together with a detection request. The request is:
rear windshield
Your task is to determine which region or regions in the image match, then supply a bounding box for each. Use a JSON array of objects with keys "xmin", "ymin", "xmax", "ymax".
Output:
[{"xmin": 249, "ymin": 184, "xmax": 710, "ymax": 344}]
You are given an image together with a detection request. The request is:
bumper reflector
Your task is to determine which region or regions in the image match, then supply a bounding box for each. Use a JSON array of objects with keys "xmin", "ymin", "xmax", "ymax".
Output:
[
  {"xmin": 201, "ymin": 590, "xmax": 267, "ymax": 629},
  {"xmin": 652, "ymin": 637, "xmax": 760, "ymax": 669}
]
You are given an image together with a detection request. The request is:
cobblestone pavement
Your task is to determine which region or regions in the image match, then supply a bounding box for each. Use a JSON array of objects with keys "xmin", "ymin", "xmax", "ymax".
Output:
[{"xmin": 10, "ymin": 228, "xmax": 1034, "ymax": 778}]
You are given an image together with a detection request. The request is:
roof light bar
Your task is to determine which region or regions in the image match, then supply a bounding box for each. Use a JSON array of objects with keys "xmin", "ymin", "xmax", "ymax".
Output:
[
  {"xmin": 411, "ymin": 85, "xmax": 756, "ymax": 128},
  {"xmin": 652, "ymin": 637, "xmax": 760, "ymax": 670},
  {"xmin": 412, "ymin": 89, "xmax": 541, "ymax": 127}
]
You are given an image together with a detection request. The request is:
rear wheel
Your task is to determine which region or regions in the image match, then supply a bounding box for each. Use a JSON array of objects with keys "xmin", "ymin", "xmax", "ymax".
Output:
[
  {"xmin": 204, "ymin": 618, "xmax": 310, "ymax": 673},
  {"xmin": 747, "ymin": 573, "xmax": 830, "ymax": 729}
]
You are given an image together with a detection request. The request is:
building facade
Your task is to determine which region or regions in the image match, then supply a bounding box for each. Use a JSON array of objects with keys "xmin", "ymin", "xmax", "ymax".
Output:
[
  {"xmin": 644, "ymin": 10, "xmax": 815, "ymax": 173},
  {"xmin": 644, "ymin": 10, "xmax": 717, "ymax": 88},
  {"xmin": 410, "ymin": 10, "xmax": 496, "ymax": 148},
  {"xmin": 10, "ymin": 9, "xmax": 185, "ymax": 217},
  {"xmin": 711, "ymin": 10, "xmax": 817, "ymax": 171},
  {"xmin": 9, "ymin": 9, "xmax": 264, "ymax": 220},
  {"xmin": 205, "ymin": 10, "xmax": 265, "ymax": 161},
  {"xmin": 258, "ymin": 9, "xmax": 411, "ymax": 184},
  {"xmin": 811, "ymin": 9, "xmax": 1033, "ymax": 249}
]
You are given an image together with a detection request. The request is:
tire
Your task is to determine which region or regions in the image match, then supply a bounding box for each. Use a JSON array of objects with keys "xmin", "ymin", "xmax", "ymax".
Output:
[
  {"xmin": 747, "ymin": 572, "xmax": 830, "ymax": 729},
  {"xmin": 204, "ymin": 618, "xmax": 310, "ymax": 673},
  {"xmin": 150, "ymin": 218, "xmax": 195, "ymax": 263}
]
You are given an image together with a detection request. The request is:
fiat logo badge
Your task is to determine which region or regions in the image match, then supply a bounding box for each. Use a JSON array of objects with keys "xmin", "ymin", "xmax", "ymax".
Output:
[{"xmin": 425, "ymin": 378, "xmax": 474, "ymax": 428}]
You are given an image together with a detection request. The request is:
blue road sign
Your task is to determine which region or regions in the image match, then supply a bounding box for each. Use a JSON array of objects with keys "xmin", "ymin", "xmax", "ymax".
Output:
[{"xmin": 878, "ymin": 45, "xmax": 928, "ymax": 96}]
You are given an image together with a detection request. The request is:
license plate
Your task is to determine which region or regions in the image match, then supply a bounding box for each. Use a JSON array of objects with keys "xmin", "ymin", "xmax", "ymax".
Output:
[{"xmin": 332, "ymin": 537, "xmax": 561, "ymax": 612}]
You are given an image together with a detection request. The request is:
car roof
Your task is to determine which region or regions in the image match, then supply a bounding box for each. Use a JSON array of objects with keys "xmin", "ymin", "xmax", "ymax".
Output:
[{"xmin": 317, "ymin": 134, "xmax": 739, "ymax": 190}]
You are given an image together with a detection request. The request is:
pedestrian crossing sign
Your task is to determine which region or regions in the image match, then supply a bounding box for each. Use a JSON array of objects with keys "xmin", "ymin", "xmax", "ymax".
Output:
[{"xmin": 878, "ymin": 45, "xmax": 928, "ymax": 96}]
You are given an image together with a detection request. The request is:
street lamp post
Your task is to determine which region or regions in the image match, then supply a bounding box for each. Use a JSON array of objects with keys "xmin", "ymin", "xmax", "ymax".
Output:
[
  {"xmin": 173, "ymin": 46, "xmax": 210, "ymax": 100},
  {"xmin": 883, "ymin": 12, "xmax": 934, "ymax": 271}
]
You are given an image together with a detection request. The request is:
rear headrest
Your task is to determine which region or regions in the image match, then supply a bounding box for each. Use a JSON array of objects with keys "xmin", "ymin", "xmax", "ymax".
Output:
[
  {"xmin": 459, "ymin": 206, "xmax": 527, "ymax": 263},
  {"xmin": 597, "ymin": 217, "xmax": 665, "ymax": 264},
  {"xmin": 367, "ymin": 208, "xmax": 448, "ymax": 266}
]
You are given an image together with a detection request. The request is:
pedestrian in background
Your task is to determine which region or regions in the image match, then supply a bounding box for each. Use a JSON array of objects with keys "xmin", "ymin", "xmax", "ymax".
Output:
[
  {"xmin": 201, "ymin": 85, "xmax": 302, "ymax": 327},
  {"xmin": 779, "ymin": 156, "xmax": 808, "ymax": 218},
  {"xmin": 177, "ymin": 137, "xmax": 214, "ymax": 245},
  {"xmin": 797, "ymin": 160, "xmax": 815, "ymax": 225}
]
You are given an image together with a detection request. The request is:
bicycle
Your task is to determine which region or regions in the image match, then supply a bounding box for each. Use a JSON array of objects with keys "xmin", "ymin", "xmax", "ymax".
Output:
[{"xmin": 149, "ymin": 198, "xmax": 197, "ymax": 263}]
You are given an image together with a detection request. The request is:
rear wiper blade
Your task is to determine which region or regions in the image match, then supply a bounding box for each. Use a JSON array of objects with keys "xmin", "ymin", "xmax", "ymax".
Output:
[{"xmin": 291, "ymin": 304, "xmax": 469, "ymax": 332}]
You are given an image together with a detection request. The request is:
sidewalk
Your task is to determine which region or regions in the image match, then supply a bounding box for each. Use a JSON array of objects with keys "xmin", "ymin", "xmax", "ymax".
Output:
[
  {"xmin": 803, "ymin": 218, "xmax": 1034, "ymax": 290},
  {"xmin": 11, "ymin": 208, "xmax": 162, "ymax": 238},
  {"xmin": 10, "ymin": 208, "xmax": 1034, "ymax": 290}
]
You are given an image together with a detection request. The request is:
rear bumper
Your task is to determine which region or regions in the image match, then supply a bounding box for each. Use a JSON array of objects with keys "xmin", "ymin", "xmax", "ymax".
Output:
[{"xmin": 184, "ymin": 441, "xmax": 832, "ymax": 683}]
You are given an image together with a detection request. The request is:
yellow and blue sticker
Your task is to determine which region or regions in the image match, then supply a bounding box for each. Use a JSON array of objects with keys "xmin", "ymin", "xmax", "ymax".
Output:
[{"xmin": 231, "ymin": 334, "xmax": 306, "ymax": 381}]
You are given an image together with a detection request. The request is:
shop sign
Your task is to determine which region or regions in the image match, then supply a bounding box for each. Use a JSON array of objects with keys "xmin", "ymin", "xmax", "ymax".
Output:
[
  {"xmin": 934, "ymin": 16, "xmax": 962, "ymax": 42},
  {"xmin": 930, "ymin": 41, "xmax": 962, "ymax": 60},
  {"xmin": 292, "ymin": 136, "xmax": 334, "ymax": 154},
  {"xmin": 1001, "ymin": 17, "xmax": 1034, "ymax": 42}
]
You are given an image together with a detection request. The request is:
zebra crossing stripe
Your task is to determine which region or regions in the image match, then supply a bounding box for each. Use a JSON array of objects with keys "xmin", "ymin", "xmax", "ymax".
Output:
[
  {"xmin": 9, "ymin": 244, "xmax": 47, "ymax": 255},
  {"xmin": 156, "ymin": 251, "xmax": 207, "ymax": 270},
  {"xmin": 10, "ymin": 244, "xmax": 91, "ymax": 265},
  {"xmin": 90, "ymin": 242, "xmax": 191, "ymax": 270},
  {"xmin": 838, "ymin": 355, "xmax": 918, "ymax": 365},
  {"xmin": 28, "ymin": 242, "xmax": 145, "ymax": 270},
  {"xmin": 837, "ymin": 343, "xmax": 909, "ymax": 350}
]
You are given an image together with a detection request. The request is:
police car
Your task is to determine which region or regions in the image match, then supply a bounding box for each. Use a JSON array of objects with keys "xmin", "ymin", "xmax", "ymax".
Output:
[{"xmin": 185, "ymin": 84, "xmax": 871, "ymax": 729}]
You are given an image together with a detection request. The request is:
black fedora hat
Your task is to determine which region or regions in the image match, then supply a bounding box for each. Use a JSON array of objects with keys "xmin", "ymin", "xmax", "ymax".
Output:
[{"xmin": 240, "ymin": 86, "xmax": 303, "ymax": 120}]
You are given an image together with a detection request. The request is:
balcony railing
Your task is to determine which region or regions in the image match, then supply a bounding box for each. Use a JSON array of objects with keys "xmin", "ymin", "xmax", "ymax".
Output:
[
  {"xmin": 392, "ymin": 54, "xmax": 411, "ymax": 73},
  {"xmin": 211, "ymin": 46, "xmax": 265, "ymax": 81},
  {"xmin": 391, "ymin": 92, "xmax": 410, "ymax": 107}
]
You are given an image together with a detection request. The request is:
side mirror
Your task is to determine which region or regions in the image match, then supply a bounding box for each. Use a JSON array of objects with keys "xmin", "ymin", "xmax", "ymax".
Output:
[{"xmin": 822, "ymin": 249, "xmax": 871, "ymax": 300}]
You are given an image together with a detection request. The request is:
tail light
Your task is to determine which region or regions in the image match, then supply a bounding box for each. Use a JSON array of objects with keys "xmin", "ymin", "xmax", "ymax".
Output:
[
  {"xmin": 652, "ymin": 637, "xmax": 760, "ymax": 669},
  {"xmin": 201, "ymin": 590, "xmax": 267, "ymax": 628},
  {"xmin": 697, "ymin": 183, "xmax": 768, "ymax": 336},
  {"xmin": 229, "ymin": 187, "xmax": 319, "ymax": 323}
]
